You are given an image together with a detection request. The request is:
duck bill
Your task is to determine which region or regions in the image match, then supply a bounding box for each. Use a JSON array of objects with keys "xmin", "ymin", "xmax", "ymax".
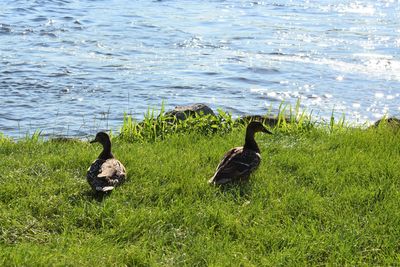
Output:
[
  {"xmin": 90, "ymin": 139, "xmax": 98, "ymax": 144},
  {"xmin": 263, "ymin": 128, "xmax": 273, "ymax": 134}
]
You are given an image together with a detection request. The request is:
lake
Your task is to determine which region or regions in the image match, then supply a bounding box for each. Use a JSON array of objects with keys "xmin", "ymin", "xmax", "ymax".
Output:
[{"xmin": 1, "ymin": 0, "xmax": 399, "ymax": 137}]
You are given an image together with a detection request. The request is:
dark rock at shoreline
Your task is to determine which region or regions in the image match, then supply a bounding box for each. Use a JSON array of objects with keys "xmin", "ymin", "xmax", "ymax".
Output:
[
  {"xmin": 237, "ymin": 115, "xmax": 291, "ymax": 127},
  {"xmin": 165, "ymin": 103, "xmax": 215, "ymax": 120},
  {"xmin": 49, "ymin": 137, "xmax": 83, "ymax": 143},
  {"xmin": 372, "ymin": 117, "xmax": 400, "ymax": 130}
]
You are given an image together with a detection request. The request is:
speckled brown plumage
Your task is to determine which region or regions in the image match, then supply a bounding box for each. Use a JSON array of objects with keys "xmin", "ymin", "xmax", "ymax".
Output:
[
  {"xmin": 87, "ymin": 132, "xmax": 126, "ymax": 192},
  {"xmin": 209, "ymin": 121, "xmax": 272, "ymax": 185}
]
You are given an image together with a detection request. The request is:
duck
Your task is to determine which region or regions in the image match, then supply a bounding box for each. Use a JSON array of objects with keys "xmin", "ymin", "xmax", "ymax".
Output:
[
  {"xmin": 87, "ymin": 132, "xmax": 126, "ymax": 192},
  {"xmin": 208, "ymin": 121, "xmax": 272, "ymax": 185}
]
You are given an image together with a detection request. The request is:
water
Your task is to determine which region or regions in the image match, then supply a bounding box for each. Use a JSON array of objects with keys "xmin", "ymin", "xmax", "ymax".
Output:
[{"xmin": 1, "ymin": 0, "xmax": 399, "ymax": 137}]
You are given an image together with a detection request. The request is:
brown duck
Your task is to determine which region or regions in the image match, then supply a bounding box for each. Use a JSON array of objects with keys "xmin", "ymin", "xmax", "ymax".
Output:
[
  {"xmin": 209, "ymin": 121, "xmax": 272, "ymax": 185},
  {"xmin": 87, "ymin": 132, "xmax": 126, "ymax": 192}
]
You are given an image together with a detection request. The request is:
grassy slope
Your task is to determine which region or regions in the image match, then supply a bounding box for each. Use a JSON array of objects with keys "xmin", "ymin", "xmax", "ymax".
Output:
[{"xmin": 0, "ymin": 126, "xmax": 399, "ymax": 266}]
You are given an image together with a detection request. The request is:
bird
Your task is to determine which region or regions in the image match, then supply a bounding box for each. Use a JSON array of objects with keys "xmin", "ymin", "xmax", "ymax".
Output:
[
  {"xmin": 86, "ymin": 132, "xmax": 126, "ymax": 192},
  {"xmin": 208, "ymin": 121, "xmax": 272, "ymax": 185}
]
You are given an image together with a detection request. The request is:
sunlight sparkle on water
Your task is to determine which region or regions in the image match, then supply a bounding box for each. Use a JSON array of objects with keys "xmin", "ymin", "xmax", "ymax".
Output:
[{"xmin": 0, "ymin": 0, "xmax": 399, "ymax": 137}]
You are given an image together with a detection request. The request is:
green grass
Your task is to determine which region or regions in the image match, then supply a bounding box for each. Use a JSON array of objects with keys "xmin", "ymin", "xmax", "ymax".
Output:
[{"xmin": 0, "ymin": 113, "xmax": 399, "ymax": 266}]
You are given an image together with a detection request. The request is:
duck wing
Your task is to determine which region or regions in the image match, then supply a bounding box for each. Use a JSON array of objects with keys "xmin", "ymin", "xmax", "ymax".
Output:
[
  {"xmin": 214, "ymin": 147, "xmax": 243, "ymax": 171},
  {"xmin": 209, "ymin": 147, "xmax": 261, "ymax": 185},
  {"xmin": 86, "ymin": 159, "xmax": 126, "ymax": 192},
  {"xmin": 98, "ymin": 159, "xmax": 126, "ymax": 179}
]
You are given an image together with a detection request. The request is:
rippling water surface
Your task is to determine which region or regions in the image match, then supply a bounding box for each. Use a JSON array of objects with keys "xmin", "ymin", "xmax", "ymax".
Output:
[{"xmin": 1, "ymin": 0, "xmax": 399, "ymax": 137}]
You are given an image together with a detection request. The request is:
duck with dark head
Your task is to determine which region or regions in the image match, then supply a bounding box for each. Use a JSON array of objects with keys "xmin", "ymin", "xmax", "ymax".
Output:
[
  {"xmin": 209, "ymin": 121, "xmax": 272, "ymax": 185},
  {"xmin": 87, "ymin": 132, "xmax": 126, "ymax": 192}
]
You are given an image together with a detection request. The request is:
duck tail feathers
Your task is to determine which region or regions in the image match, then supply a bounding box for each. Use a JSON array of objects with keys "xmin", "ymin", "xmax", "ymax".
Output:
[
  {"xmin": 95, "ymin": 186, "xmax": 115, "ymax": 192},
  {"xmin": 208, "ymin": 176, "xmax": 232, "ymax": 186}
]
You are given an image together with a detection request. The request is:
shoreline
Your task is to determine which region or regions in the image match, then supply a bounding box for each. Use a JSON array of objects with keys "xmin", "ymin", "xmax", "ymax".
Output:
[{"xmin": 2, "ymin": 103, "xmax": 394, "ymax": 141}]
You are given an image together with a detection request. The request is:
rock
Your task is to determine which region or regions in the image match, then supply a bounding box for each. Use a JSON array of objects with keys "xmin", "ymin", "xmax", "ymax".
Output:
[
  {"xmin": 237, "ymin": 115, "xmax": 290, "ymax": 127},
  {"xmin": 165, "ymin": 103, "xmax": 215, "ymax": 120},
  {"xmin": 372, "ymin": 117, "xmax": 400, "ymax": 130}
]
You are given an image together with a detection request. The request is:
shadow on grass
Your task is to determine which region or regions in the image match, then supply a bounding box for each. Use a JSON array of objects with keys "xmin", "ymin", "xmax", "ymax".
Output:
[
  {"xmin": 68, "ymin": 190, "xmax": 113, "ymax": 204},
  {"xmin": 215, "ymin": 181, "xmax": 253, "ymax": 204},
  {"xmin": 92, "ymin": 190, "xmax": 113, "ymax": 202}
]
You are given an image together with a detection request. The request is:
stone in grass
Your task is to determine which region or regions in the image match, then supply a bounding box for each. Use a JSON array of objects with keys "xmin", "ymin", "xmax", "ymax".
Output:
[
  {"xmin": 165, "ymin": 103, "xmax": 215, "ymax": 120},
  {"xmin": 372, "ymin": 117, "xmax": 400, "ymax": 131},
  {"xmin": 237, "ymin": 115, "xmax": 291, "ymax": 127}
]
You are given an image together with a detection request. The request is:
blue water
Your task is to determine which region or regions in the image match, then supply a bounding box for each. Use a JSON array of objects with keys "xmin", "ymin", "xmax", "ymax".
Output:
[{"xmin": 1, "ymin": 0, "xmax": 399, "ymax": 137}]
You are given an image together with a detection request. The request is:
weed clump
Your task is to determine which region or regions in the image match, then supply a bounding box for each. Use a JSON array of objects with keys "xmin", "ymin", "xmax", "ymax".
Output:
[
  {"xmin": 120, "ymin": 105, "xmax": 236, "ymax": 142},
  {"xmin": 119, "ymin": 100, "xmax": 320, "ymax": 143}
]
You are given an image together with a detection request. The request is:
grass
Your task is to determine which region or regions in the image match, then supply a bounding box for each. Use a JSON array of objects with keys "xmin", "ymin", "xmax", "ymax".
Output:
[{"xmin": 0, "ymin": 108, "xmax": 399, "ymax": 266}]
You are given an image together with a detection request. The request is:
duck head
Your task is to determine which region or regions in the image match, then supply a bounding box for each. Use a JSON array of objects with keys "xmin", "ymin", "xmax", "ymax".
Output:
[
  {"xmin": 90, "ymin": 132, "xmax": 113, "ymax": 160},
  {"xmin": 247, "ymin": 121, "xmax": 272, "ymax": 134},
  {"xmin": 244, "ymin": 121, "xmax": 272, "ymax": 152},
  {"xmin": 90, "ymin": 132, "xmax": 110, "ymax": 144}
]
